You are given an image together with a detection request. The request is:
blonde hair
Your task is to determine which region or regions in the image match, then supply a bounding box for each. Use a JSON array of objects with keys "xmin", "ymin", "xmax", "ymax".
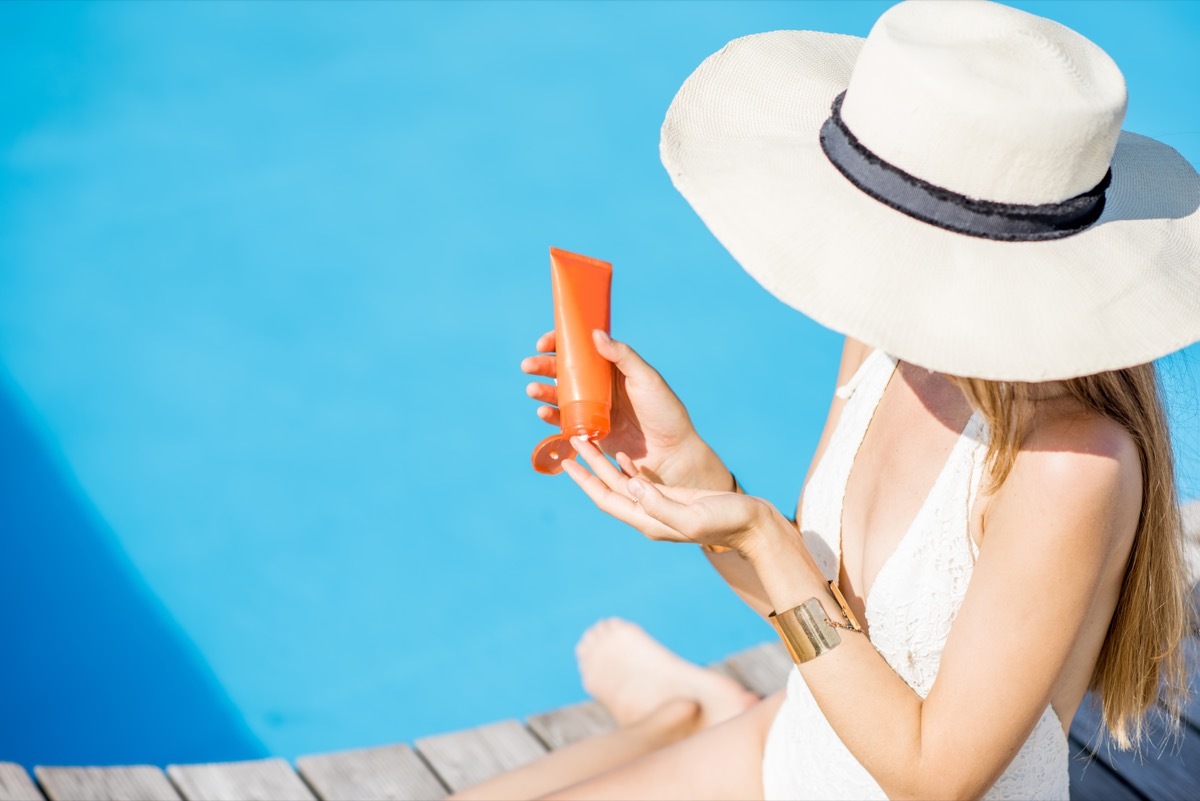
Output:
[{"xmin": 951, "ymin": 364, "xmax": 1192, "ymax": 750}]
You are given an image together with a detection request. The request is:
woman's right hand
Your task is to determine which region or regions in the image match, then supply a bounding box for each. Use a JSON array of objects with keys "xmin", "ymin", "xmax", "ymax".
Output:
[{"xmin": 521, "ymin": 329, "xmax": 732, "ymax": 491}]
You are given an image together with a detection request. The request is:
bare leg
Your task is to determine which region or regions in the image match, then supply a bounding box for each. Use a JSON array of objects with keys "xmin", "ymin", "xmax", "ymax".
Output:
[
  {"xmin": 450, "ymin": 698, "xmax": 702, "ymax": 801},
  {"xmin": 450, "ymin": 619, "xmax": 761, "ymax": 800},
  {"xmin": 541, "ymin": 692, "xmax": 785, "ymax": 801}
]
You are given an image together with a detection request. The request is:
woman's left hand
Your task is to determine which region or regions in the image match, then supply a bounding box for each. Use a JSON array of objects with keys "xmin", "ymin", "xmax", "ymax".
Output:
[{"xmin": 561, "ymin": 436, "xmax": 781, "ymax": 556}]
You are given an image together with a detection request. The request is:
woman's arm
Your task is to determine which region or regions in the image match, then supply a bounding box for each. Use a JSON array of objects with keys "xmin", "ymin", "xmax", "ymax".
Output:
[
  {"xmin": 746, "ymin": 415, "xmax": 1141, "ymax": 800},
  {"xmin": 564, "ymin": 406, "xmax": 1141, "ymax": 800}
]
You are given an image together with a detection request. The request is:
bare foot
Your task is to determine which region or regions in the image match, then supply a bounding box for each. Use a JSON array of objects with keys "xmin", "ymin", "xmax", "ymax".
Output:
[{"xmin": 576, "ymin": 618, "xmax": 759, "ymax": 729}]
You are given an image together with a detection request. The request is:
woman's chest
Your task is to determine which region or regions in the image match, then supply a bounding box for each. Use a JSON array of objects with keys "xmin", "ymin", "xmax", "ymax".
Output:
[{"xmin": 838, "ymin": 380, "xmax": 976, "ymax": 608}]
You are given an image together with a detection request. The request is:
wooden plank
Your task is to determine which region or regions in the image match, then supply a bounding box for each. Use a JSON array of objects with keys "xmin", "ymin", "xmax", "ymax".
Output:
[
  {"xmin": 296, "ymin": 744, "xmax": 447, "ymax": 801},
  {"xmin": 721, "ymin": 641, "xmax": 792, "ymax": 697},
  {"xmin": 526, "ymin": 701, "xmax": 617, "ymax": 751},
  {"xmin": 167, "ymin": 758, "xmax": 315, "ymax": 801},
  {"xmin": 1070, "ymin": 699, "xmax": 1199, "ymax": 801},
  {"xmin": 0, "ymin": 765, "xmax": 44, "ymax": 801},
  {"xmin": 1064, "ymin": 569, "xmax": 1199, "ymax": 800},
  {"xmin": 1067, "ymin": 734, "xmax": 1144, "ymax": 801},
  {"xmin": 35, "ymin": 766, "xmax": 180, "ymax": 801},
  {"xmin": 414, "ymin": 720, "xmax": 547, "ymax": 792}
]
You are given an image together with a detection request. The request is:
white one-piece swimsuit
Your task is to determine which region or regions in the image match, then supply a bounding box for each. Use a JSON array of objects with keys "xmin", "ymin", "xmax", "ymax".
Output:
[{"xmin": 760, "ymin": 348, "xmax": 1070, "ymax": 800}]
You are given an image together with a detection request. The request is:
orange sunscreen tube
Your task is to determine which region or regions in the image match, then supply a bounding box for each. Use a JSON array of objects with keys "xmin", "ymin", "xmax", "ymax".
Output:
[{"xmin": 532, "ymin": 247, "xmax": 613, "ymax": 474}]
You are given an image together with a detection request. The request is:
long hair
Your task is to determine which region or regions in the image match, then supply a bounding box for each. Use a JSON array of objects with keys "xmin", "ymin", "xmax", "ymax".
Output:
[{"xmin": 951, "ymin": 364, "xmax": 1191, "ymax": 750}]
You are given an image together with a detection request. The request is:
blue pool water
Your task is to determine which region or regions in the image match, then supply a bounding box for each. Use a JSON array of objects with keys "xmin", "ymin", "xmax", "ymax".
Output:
[{"xmin": 2, "ymin": 0, "xmax": 1198, "ymax": 768}]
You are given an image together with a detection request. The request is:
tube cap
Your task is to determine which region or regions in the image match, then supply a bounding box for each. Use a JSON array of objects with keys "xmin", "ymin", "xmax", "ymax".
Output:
[
  {"xmin": 560, "ymin": 400, "xmax": 611, "ymax": 440},
  {"xmin": 531, "ymin": 434, "xmax": 577, "ymax": 475}
]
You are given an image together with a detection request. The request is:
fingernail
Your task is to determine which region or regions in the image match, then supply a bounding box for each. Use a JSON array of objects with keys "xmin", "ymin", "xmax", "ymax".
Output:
[
  {"xmin": 572, "ymin": 435, "xmax": 588, "ymax": 447},
  {"xmin": 627, "ymin": 479, "xmax": 645, "ymax": 500},
  {"xmin": 594, "ymin": 329, "xmax": 611, "ymax": 344}
]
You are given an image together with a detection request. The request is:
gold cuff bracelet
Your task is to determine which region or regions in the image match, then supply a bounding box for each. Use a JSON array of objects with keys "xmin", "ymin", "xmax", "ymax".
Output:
[{"xmin": 768, "ymin": 582, "xmax": 863, "ymax": 664}]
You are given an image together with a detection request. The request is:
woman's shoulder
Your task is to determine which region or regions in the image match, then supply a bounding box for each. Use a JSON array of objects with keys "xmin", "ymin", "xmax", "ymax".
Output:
[
  {"xmin": 986, "ymin": 403, "xmax": 1142, "ymax": 552},
  {"xmin": 1019, "ymin": 403, "xmax": 1141, "ymax": 487},
  {"xmin": 1027, "ymin": 400, "xmax": 1137, "ymax": 462}
]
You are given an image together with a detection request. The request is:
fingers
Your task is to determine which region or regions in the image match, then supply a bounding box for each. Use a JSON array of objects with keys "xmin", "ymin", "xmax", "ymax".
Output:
[
  {"xmin": 615, "ymin": 451, "xmax": 638, "ymax": 479},
  {"xmin": 521, "ymin": 354, "xmax": 557, "ymax": 379},
  {"xmin": 528, "ymin": 332, "xmax": 661, "ymax": 389},
  {"xmin": 626, "ymin": 478, "xmax": 705, "ymax": 536},
  {"xmin": 561, "ymin": 454, "xmax": 634, "ymax": 514},
  {"xmin": 613, "ymin": 452, "xmax": 720, "ymax": 504},
  {"xmin": 524, "ymin": 373, "xmax": 559, "ymax": 427},
  {"xmin": 522, "ymin": 332, "xmax": 558, "ymax": 377},
  {"xmin": 523, "ymin": 340, "xmax": 558, "ymax": 426},
  {"xmin": 574, "ymin": 438, "xmax": 633, "ymax": 498},
  {"xmin": 536, "ymin": 405, "xmax": 561, "ymax": 427},
  {"xmin": 591, "ymin": 330, "xmax": 662, "ymax": 385},
  {"xmin": 562, "ymin": 449, "xmax": 690, "ymax": 544},
  {"xmin": 573, "ymin": 442, "xmax": 761, "ymax": 551},
  {"xmin": 526, "ymin": 381, "xmax": 558, "ymax": 405}
]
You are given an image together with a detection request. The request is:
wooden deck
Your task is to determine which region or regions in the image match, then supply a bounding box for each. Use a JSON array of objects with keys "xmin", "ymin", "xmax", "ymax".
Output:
[
  {"xmin": 0, "ymin": 644, "xmax": 789, "ymax": 801},
  {"xmin": 3, "ymin": 505, "xmax": 1198, "ymax": 801}
]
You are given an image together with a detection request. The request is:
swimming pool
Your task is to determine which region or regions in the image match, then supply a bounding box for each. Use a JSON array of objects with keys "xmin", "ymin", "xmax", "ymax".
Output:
[{"xmin": 2, "ymin": 0, "xmax": 1198, "ymax": 768}]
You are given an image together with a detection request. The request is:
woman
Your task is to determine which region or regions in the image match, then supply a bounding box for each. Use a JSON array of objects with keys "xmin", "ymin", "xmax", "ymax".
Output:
[{"xmin": 464, "ymin": 2, "xmax": 1199, "ymax": 799}]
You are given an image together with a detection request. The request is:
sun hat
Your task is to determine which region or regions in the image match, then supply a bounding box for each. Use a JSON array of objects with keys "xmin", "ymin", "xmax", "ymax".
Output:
[{"xmin": 660, "ymin": 0, "xmax": 1200, "ymax": 381}]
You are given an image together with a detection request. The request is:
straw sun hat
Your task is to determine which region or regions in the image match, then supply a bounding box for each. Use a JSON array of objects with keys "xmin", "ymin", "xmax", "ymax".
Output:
[{"xmin": 660, "ymin": 0, "xmax": 1200, "ymax": 381}]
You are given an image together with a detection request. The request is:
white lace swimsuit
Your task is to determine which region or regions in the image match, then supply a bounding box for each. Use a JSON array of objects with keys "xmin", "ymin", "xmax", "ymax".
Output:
[{"xmin": 761, "ymin": 349, "xmax": 1069, "ymax": 800}]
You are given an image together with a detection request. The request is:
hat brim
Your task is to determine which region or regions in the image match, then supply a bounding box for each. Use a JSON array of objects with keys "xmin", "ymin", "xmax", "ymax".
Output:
[{"xmin": 660, "ymin": 31, "xmax": 1200, "ymax": 381}]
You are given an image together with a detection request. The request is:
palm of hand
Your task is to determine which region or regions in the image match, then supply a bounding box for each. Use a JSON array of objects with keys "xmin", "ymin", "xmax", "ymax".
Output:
[
  {"xmin": 601, "ymin": 370, "xmax": 695, "ymax": 484},
  {"xmin": 657, "ymin": 484, "xmax": 764, "ymax": 550},
  {"xmin": 564, "ymin": 436, "xmax": 769, "ymax": 554}
]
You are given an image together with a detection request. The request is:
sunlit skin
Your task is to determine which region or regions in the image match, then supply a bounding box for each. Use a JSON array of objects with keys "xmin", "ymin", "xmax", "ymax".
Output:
[{"xmin": 494, "ymin": 329, "xmax": 1141, "ymax": 801}]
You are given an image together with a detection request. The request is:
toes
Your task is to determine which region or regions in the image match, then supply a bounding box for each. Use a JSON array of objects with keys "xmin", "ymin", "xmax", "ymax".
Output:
[
  {"xmin": 584, "ymin": 617, "xmax": 614, "ymax": 638},
  {"xmin": 576, "ymin": 618, "xmax": 612, "ymax": 657},
  {"xmin": 597, "ymin": 618, "xmax": 640, "ymax": 646},
  {"xmin": 609, "ymin": 618, "xmax": 645, "ymax": 639},
  {"xmin": 584, "ymin": 617, "xmax": 620, "ymax": 646}
]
